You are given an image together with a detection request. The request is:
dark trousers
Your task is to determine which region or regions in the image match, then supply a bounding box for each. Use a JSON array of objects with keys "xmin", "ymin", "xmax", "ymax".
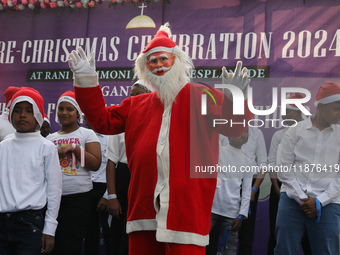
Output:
[
  {"xmin": 206, "ymin": 223, "xmax": 219, "ymax": 255},
  {"xmin": 0, "ymin": 209, "xmax": 44, "ymax": 255},
  {"xmin": 238, "ymin": 178, "xmax": 259, "ymax": 255},
  {"xmin": 52, "ymin": 190, "xmax": 93, "ymax": 255},
  {"xmin": 206, "ymin": 179, "xmax": 259, "ymax": 255},
  {"xmin": 267, "ymin": 182, "xmax": 281, "ymax": 255},
  {"xmin": 105, "ymin": 162, "xmax": 130, "ymax": 255},
  {"xmin": 84, "ymin": 182, "xmax": 108, "ymax": 255}
]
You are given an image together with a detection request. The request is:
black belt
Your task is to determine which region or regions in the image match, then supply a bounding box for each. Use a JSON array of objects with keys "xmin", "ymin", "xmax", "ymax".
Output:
[{"xmin": 0, "ymin": 209, "xmax": 43, "ymax": 219}]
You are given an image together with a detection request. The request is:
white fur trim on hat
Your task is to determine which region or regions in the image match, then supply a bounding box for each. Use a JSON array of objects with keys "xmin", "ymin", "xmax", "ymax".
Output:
[
  {"xmin": 286, "ymin": 104, "xmax": 300, "ymax": 110},
  {"xmin": 57, "ymin": 96, "xmax": 82, "ymax": 115},
  {"xmin": 44, "ymin": 116, "xmax": 50, "ymax": 125},
  {"xmin": 145, "ymin": 46, "xmax": 174, "ymax": 56},
  {"xmin": 315, "ymin": 94, "xmax": 340, "ymax": 106},
  {"xmin": 10, "ymin": 96, "xmax": 43, "ymax": 129}
]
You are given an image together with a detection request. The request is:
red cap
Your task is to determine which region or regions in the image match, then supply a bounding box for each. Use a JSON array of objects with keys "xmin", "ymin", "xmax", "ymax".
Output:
[
  {"xmin": 142, "ymin": 23, "xmax": 176, "ymax": 56},
  {"xmin": 43, "ymin": 113, "xmax": 50, "ymax": 125},
  {"xmin": 57, "ymin": 91, "xmax": 82, "ymax": 115},
  {"xmin": 286, "ymin": 93, "xmax": 304, "ymax": 110},
  {"xmin": 315, "ymin": 82, "xmax": 340, "ymax": 105},
  {"xmin": 9, "ymin": 87, "xmax": 44, "ymax": 128},
  {"xmin": 4, "ymin": 86, "xmax": 21, "ymax": 107}
]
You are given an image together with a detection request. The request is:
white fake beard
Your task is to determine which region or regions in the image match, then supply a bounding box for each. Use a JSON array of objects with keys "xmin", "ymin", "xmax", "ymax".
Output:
[{"xmin": 143, "ymin": 59, "xmax": 187, "ymax": 106}]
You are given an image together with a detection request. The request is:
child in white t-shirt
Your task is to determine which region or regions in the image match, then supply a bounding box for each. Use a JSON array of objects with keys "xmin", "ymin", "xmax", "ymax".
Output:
[
  {"xmin": 0, "ymin": 87, "xmax": 62, "ymax": 254},
  {"xmin": 208, "ymin": 129, "xmax": 253, "ymax": 255},
  {"xmin": 47, "ymin": 91, "xmax": 101, "ymax": 255}
]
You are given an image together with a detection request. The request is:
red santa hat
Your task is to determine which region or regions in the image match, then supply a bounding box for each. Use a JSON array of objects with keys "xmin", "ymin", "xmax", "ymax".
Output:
[
  {"xmin": 286, "ymin": 92, "xmax": 304, "ymax": 110},
  {"xmin": 57, "ymin": 91, "xmax": 82, "ymax": 115},
  {"xmin": 9, "ymin": 87, "xmax": 44, "ymax": 128},
  {"xmin": 43, "ymin": 113, "xmax": 50, "ymax": 125},
  {"xmin": 142, "ymin": 22, "xmax": 177, "ymax": 56},
  {"xmin": 4, "ymin": 86, "xmax": 21, "ymax": 108},
  {"xmin": 315, "ymin": 82, "xmax": 340, "ymax": 106}
]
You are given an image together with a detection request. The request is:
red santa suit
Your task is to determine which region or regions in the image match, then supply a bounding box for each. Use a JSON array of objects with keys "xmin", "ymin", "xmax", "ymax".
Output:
[
  {"xmin": 75, "ymin": 82, "xmax": 251, "ymax": 245},
  {"xmin": 71, "ymin": 23, "xmax": 252, "ymax": 254}
]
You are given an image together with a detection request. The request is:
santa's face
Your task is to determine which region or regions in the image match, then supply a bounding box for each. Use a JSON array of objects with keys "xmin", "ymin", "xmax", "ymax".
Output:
[{"xmin": 146, "ymin": 52, "xmax": 176, "ymax": 76}]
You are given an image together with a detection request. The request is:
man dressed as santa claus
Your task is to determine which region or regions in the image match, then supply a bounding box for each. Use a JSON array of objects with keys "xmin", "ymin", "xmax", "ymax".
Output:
[{"xmin": 69, "ymin": 23, "xmax": 252, "ymax": 255}]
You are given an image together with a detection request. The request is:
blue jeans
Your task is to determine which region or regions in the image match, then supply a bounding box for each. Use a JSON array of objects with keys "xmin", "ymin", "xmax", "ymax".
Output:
[
  {"xmin": 0, "ymin": 210, "xmax": 44, "ymax": 255},
  {"xmin": 275, "ymin": 192, "xmax": 340, "ymax": 255}
]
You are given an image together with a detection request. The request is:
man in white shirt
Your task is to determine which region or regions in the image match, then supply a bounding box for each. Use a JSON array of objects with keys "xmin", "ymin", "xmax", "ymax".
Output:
[
  {"xmin": 236, "ymin": 126, "xmax": 267, "ymax": 255},
  {"xmin": 104, "ymin": 133, "xmax": 129, "ymax": 255},
  {"xmin": 207, "ymin": 130, "xmax": 252, "ymax": 255},
  {"xmin": 275, "ymin": 82, "xmax": 340, "ymax": 255},
  {"xmin": 268, "ymin": 93, "xmax": 306, "ymax": 195},
  {"xmin": 208, "ymin": 127, "xmax": 267, "ymax": 255},
  {"xmin": 267, "ymin": 95, "xmax": 311, "ymax": 255}
]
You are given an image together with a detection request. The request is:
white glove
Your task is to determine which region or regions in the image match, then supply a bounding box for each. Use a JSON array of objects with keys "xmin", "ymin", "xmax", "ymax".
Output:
[
  {"xmin": 221, "ymin": 61, "xmax": 250, "ymax": 99},
  {"xmin": 69, "ymin": 47, "xmax": 98, "ymax": 88},
  {"xmin": 68, "ymin": 47, "xmax": 96, "ymax": 75}
]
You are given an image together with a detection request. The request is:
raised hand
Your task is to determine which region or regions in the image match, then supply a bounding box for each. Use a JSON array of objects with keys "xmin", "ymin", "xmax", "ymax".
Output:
[
  {"xmin": 68, "ymin": 47, "xmax": 96, "ymax": 75},
  {"xmin": 222, "ymin": 61, "xmax": 250, "ymax": 93}
]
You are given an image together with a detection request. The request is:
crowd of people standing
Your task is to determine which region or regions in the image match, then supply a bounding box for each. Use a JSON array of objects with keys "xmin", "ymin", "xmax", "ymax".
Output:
[{"xmin": 1, "ymin": 22, "xmax": 340, "ymax": 255}]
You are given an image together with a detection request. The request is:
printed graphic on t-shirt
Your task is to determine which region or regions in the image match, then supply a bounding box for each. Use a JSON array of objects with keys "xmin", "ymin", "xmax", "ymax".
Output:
[{"xmin": 52, "ymin": 138, "xmax": 81, "ymax": 175}]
